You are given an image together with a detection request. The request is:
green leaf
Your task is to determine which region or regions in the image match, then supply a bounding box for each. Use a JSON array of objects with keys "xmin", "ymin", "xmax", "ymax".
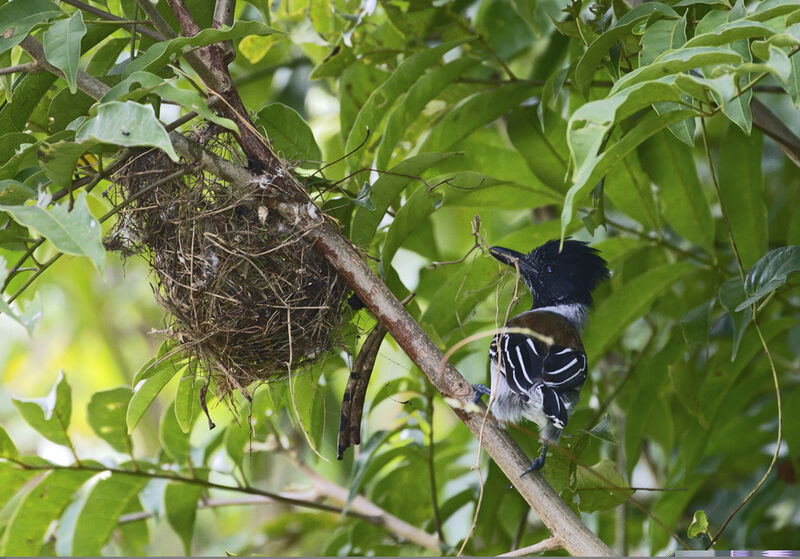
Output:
[
  {"xmin": 174, "ymin": 371, "xmax": 198, "ymax": 434},
  {"xmin": 611, "ymin": 47, "xmax": 743, "ymax": 94},
  {"xmin": 160, "ymin": 401, "xmax": 191, "ymax": 463},
  {"xmin": 684, "ymin": 20, "xmax": 774, "ymax": 48},
  {"xmin": 563, "ymin": 108, "xmax": 697, "ymax": 238},
  {"xmin": 76, "ymin": 100, "xmax": 178, "ymax": 161},
  {"xmin": 223, "ymin": 420, "xmax": 249, "ymax": 467},
  {"xmin": 127, "ymin": 364, "xmax": 182, "ymax": 434},
  {"xmin": 42, "ymin": 10, "xmax": 86, "ymax": 94},
  {"xmin": 718, "ymin": 277, "xmax": 750, "ymax": 360},
  {"xmin": 680, "ymin": 300, "xmax": 715, "ymax": 348},
  {"xmin": 737, "ymin": 246, "xmax": 800, "ymax": 310},
  {"xmin": 256, "ymin": 103, "xmax": 321, "ymax": 163},
  {"xmin": 100, "ymin": 72, "xmax": 237, "ymax": 132},
  {"xmin": 39, "ymin": 139, "xmax": 98, "ymax": 187},
  {"xmin": 584, "ymin": 262, "xmax": 696, "ymax": 360},
  {"xmin": 688, "ymin": 509, "xmax": 709, "ymax": 538},
  {"xmin": 164, "ymin": 483, "xmax": 202, "ymax": 555},
  {"xmin": 717, "ymin": 127, "xmax": 767, "ymax": 268},
  {"xmin": 349, "ymin": 152, "xmax": 456, "ymax": 247},
  {"xmin": 575, "ymin": 3, "xmax": 678, "ymax": 97},
  {"xmin": 0, "ymin": 462, "xmax": 37, "ymax": 515},
  {"xmin": 382, "ymin": 174, "xmax": 549, "ymax": 273},
  {"xmin": 344, "ymin": 38, "xmax": 472, "ymax": 165},
  {"xmin": 375, "ymin": 57, "xmax": 478, "ymax": 170},
  {"xmin": 506, "ymin": 107, "xmax": 569, "ymax": 193},
  {"xmin": 603, "ymin": 149, "xmax": 660, "ymax": 229},
  {"xmin": 418, "ymin": 82, "xmax": 534, "ymax": 154},
  {"xmin": 639, "ymin": 131, "xmax": 714, "ymax": 251},
  {"xmin": 11, "ymin": 371, "xmax": 72, "ymax": 447},
  {"xmin": 0, "ymin": 469, "xmax": 95, "ymax": 556},
  {"xmin": 568, "ymin": 78, "xmax": 684, "ymax": 179},
  {"xmin": 421, "ymin": 219, "xmax": 567, "ymax": 338},
  {"xmin": 0, "ymin": 0, "xmax": 62, "ymax": 55},
  {"xmin": 87, "ymin": 387, "xmax": 133, "ymax": 454},
  {"xmin": 0, "ymin": 191, "xmax": 105, "ymax": 271},
  {"xmin": 576, "ymin": 458, "xmax": 634, "ymax": 512},
  {"xmin": 67, "ymin": 473, "xmax": 149, "ymax": 556},
  {"xmin": 746, "ymin": 0, "xmax": 800, "ymax": 22},
  {"xmin": 124, "ymin": 20, "xmax": 280, "ymax": 77},
  {"xmin": 0, "ymin": 426, "xmax": 18, "ymax": 459},
  {"xmin": 640, "ymin": 17, "xmax": 687, "ymax": 67}
]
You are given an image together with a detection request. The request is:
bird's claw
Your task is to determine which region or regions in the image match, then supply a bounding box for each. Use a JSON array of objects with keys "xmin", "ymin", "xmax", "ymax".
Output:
[
  {"xmin": 521, "ymin": 444, "xmax": 548, "ymax": 476},
  {"xmin": 472, "ymin": 383, "xmax": 491, "ymax": 404}
]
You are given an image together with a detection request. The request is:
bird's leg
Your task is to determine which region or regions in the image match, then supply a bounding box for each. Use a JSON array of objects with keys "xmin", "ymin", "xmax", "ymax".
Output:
[
  {"xmin": 521, "ymin": 444, "xmax": 548, "ymax": 476},
  {"xmin": 472, "ymin": 383, "xmax": 491, "ymax": 404}
]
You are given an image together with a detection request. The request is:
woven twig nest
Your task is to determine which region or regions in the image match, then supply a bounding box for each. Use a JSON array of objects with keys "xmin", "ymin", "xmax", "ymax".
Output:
[{"xmin": 106, "ymin": 127, "xmax": 348, "ymax": 395}]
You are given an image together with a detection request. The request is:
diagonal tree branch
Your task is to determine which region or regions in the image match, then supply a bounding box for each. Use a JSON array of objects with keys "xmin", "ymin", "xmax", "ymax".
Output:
[{"xmin": 19, "ymin": 34, "xmax": 614, "ymax": 557}]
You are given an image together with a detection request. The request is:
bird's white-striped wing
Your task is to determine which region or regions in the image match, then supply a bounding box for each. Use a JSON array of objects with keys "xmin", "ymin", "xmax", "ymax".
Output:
[{"xmin": 490, "ymin": 334, "xmax": 587, "ymax": 429}]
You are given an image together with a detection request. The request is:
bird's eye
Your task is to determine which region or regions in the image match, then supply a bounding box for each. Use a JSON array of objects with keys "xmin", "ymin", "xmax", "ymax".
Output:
[{"xmin": 545, "ymin": 265, "xmax": 553, "ymax": 274}]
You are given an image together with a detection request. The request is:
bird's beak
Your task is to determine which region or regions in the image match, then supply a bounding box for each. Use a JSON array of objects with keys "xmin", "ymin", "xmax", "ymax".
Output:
[{"xmin": 489, "ymin": 246, "xmax": 526, "ymax": 268}]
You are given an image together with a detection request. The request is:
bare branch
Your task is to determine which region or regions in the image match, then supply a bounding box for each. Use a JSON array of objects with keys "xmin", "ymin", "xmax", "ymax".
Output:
[
  {"xmin": 499, "ymin": 536, "xmax": 562, "ymax": 557},
  {"xmin": 751, "ymin": 97, "xmax": 800, "ymax": 168},
  {"xmin": 296, "ymin": 463, "xmax": 441, "ymax": 551}
]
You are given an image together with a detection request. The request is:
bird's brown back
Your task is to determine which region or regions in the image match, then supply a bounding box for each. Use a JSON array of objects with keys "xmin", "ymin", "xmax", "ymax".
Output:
[{"xmin": 509, "ymin": 311, "xmax": 584, "ymax": 352}]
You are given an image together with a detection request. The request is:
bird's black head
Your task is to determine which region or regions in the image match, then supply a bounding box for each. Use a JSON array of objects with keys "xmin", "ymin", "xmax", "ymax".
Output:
[{"xmin": 490, "ymin": 238, "xmax": 610, "ymax": 310}]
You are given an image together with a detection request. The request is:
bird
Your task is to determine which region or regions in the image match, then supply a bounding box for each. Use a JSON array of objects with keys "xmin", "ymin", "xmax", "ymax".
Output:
[{"xmin": 473, "ymin": 238, "xmax": 610, "ymax": 475}]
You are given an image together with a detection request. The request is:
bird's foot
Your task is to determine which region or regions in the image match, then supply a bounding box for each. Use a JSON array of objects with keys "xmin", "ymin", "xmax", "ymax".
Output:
[
  {"xmin": 472, "ymin": 383, "xmax": 491, "ymax": 404},
  {"xmin": 521, "ymin": 444, "xmax": 548, "ymax": 477}
]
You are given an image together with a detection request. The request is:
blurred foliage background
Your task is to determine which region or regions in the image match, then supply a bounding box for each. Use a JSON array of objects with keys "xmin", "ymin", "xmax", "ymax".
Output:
[{"xmin": 1, "ymin": 0, "xmax": 800, "ymax": 556}]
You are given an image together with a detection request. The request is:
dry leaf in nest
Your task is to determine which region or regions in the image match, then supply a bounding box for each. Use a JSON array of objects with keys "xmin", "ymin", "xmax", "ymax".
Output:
[{"xmin": 105, "ymin": 129, "xmax": 348, "ymax": 398}]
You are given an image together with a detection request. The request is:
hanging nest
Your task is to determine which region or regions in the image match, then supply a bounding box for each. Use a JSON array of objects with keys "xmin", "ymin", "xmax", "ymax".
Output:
[{"xmin": 105, "ymin": 126, "xmax": 349, "ymax": 396}]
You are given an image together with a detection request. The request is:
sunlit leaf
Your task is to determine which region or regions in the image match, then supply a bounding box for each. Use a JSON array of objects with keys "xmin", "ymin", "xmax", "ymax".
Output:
[
  {"xmin": 0, "ymin": 469, "xmax": 95, "ymax": 556},
  {"xmin": 0, "ymin": 191, "xmax": 104, "ymax": 271},
  {"xmin": 87, "ymin": 387, "xmax": 133, "ymax": 454},
  {"xmin": 159, "ymin": 401, "xmax": 190, "ymax": 463},
  {"xmin": 11, "ymin": 371, "xmax": 72, "ymax": 447},
  {"xmin": 127, "ymin": 364, "xmax": 182, "ymax": 434},
  {"xmin": 65, "ymin": 473, "xmax": 149, "ymax": 556},
  {"xmin": 688, "ymin": 509, "xmax": 709, "ymax": 538},
  {"xmin": 76, "ymin": 100, "xmax": 178, "ymax": 161},
  {"xmin": 164, "ymin": 483, "xmax": 202, "ymax": 555},
  {"xmin": 42, "ymin": 10, "xmax": 86, "ymax": 94},
  {"xmin": 124, "ymin": 20, "xmax": 280, "ymax": 77},
  {"xmin": 100, "ymin": 71, "xmax": 237, "ymax": 132}
]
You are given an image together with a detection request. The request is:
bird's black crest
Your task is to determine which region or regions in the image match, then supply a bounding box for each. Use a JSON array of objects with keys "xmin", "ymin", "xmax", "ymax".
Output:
[
  {"xmin": 489, "ymin": 238, "xmax": 609, "ymax": 309},
  {"xmin": 522, "ymin": 238, "xmax": 610, "ymax": 308}
]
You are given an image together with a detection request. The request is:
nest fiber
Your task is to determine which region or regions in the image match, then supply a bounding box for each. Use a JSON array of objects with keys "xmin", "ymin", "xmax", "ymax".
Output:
[{"xmin": 106, "ymin": 129, "xmax": 348, "ymax": 392}]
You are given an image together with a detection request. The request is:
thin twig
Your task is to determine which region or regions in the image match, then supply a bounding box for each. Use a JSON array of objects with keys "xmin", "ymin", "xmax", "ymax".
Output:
[
  {"xmin": 60, "ymin": 0, "xmax": 165, "ymax": 41},
  {"xmin": 499, "ymin": 535, "xmax": 562, "ymax": 557},
  {"xmin": 701, "ymin": 117, "xmax": 784, "ymax": 549},
  {"xmin": 0, "ymin": 62, "xmax": 40, "ymax": 76},
  {"xmin": 426, "ymin": 384, "xmax": 446, "ymax": 545}
]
